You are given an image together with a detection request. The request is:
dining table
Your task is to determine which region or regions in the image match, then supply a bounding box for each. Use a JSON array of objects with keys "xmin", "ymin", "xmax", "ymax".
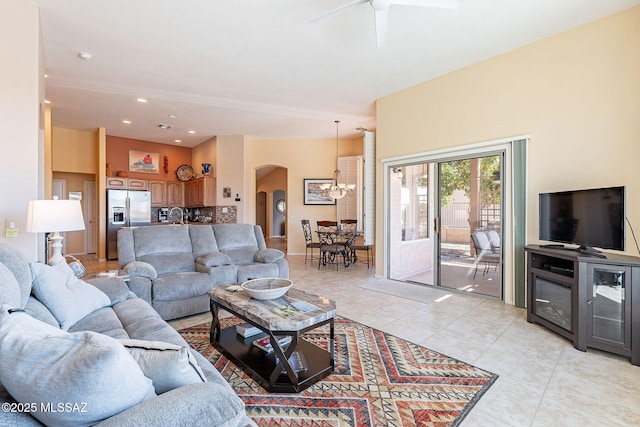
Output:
[{"xmin": 316, "ymin": 229, "xmax": 361, "ymax": 267}]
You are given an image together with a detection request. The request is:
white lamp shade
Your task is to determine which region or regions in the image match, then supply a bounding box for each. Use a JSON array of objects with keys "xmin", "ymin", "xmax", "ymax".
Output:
[{"xmin": 27, "ymin": 199, "xmax": 85, "ymax": 233}]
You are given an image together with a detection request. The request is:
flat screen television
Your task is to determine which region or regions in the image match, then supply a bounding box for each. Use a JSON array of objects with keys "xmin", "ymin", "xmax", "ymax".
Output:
[{"xmin": 539, "ymin": 186, "xmax": 625, "ymax": 256}]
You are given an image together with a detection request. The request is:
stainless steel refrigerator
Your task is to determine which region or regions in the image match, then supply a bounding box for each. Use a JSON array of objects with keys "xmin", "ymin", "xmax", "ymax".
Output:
[{"xmin": 107, "ymin": 189, "xmax": 151, "ymax": 260}]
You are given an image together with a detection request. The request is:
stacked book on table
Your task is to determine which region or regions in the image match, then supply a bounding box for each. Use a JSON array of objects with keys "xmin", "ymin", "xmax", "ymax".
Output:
[
  {"xmin": 235, "ymin": 322, "xmax": 262, "ymax": 338},
  {"xmin": 251, "ymin": 335, "xmax": 292, "ymax": 354}
]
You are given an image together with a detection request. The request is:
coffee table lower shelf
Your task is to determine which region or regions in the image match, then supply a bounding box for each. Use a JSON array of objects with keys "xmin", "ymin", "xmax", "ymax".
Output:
[{"xmin": 213, "ymin": 326, "xmax": 333, "ymax": 393}]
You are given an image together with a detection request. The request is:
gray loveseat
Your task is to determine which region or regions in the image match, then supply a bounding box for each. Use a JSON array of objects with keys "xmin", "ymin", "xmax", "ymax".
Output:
[
  {"xmin": 117, "ymin": 223, "xmax": 288, "ymax": 320},
  {"xmin": 0, "ymin": 243, "xmax": 255, "ymax": 427}
]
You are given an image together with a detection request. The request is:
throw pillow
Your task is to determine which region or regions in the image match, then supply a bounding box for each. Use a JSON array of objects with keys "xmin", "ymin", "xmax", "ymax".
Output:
[
  {"xmin": 255, "ymin": 248, "xmax": 285, "ymax": 263},
  {"xmin": 119, "ymin": 338, "xmax": 208, "ymax": 394},
  {"xmin": 124, "ymin": 261, "xmax": 158, "ymax": 279},
  {"xmin": 30, "ymin": 262, "xmax": 111, "ymax": 331},
  {"xmin": 195, "ymin": 252, "xmax": 232, "ymax": 267},
  {"xmin": 0, "ymin": 306, "xmax": 156, "ymax": 427}
]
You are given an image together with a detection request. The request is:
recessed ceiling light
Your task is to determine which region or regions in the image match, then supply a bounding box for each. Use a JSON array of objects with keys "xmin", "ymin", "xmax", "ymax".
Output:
[
  {"xmin": 174, "ymin": 139, "xmax": 182, "ymax": 143},
  {"xmin": 137, "ymin": 97, "xmax": 147, "ymax": 103},
  {"xmin": 44, "ymin": 100, "xmax": 51, "ymax": 104},
  {"xmin": 122, "ymin": 120, "xmax": 131, "ymax": 124},
  {"xmin": 188, "ymin": 130, "xmax": 195, "ymax": 134},
  {"xmin": 78, "ymin": 52, "xmax": 93, "ymax": 61},
  {"xmin": 44, "ymin": 74, "xmax": 48, "ymax": 78},
  {"xmin": 168, "ymin": 114, "xmax": 177, "ymax": 119},
  {"xmin": 158, "ymin": 123, "xmax": 172, "ymax": 130}
]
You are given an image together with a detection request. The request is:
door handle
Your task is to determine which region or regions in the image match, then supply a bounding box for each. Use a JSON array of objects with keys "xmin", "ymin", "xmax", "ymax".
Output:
[{"xmin": 434, "ymin": 217, "xmax": 440, "ymax": 234}]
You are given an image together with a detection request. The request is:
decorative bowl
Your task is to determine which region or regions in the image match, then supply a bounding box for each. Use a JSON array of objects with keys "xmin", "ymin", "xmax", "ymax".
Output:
[{"xmin": 241, "ymin": 278, "xmax": 293, "ymax": 300}]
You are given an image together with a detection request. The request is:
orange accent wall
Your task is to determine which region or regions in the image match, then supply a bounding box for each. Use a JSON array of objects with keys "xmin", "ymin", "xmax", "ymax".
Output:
[{"xmin": 106, "ymin": 136, "xmax": 192, "ymax": 181}]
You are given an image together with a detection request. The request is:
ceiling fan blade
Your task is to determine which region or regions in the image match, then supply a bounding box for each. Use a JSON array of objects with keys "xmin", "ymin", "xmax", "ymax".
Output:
[
  {"xmin": 309, "ymin": 0, "xmax": 369, "ymax": 24},
  {"xmin": 390, "ymin": 0, "xmax": 461, "ymax": 9},
  {"xmin": 374, "ymin": 8, "xmax": 389, "ymax": 47}
]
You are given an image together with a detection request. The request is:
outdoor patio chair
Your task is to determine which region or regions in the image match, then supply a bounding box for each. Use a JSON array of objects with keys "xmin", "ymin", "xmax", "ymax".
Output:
[{"xmin": 471, "ymin": 230, "xmax": 500, "ymax": 278}]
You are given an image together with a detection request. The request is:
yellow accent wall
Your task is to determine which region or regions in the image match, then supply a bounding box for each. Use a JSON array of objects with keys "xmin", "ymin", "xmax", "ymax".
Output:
[
  {"xmin": 52, "ymin": 127, "xmax": 98, "ymax": 174},
  {"xmin": 376, "ymin": 6, "xmax": 640, "ymax": 275}
]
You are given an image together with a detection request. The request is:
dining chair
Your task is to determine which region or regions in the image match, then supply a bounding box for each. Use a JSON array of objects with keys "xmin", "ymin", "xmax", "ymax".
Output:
[
  {"xmin": 349, "ymin": 242, "xmax": 373, "ymax": 269},
  {"xmin": 339, "ymin": 219, "xmax": 358, "ymax": 232},
  {"xmin": 301, "ymin": 219, "xmax": 321, "ymax": 264},
  {"xmin": 316, "ymin": 221, "xmax": 347, "ymax": 270}
]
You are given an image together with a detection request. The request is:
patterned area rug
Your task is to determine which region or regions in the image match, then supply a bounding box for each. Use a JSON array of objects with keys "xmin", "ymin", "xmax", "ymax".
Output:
[{"xmin": 179, "ymin": 317, "xmax": 498, "ymax": 427}]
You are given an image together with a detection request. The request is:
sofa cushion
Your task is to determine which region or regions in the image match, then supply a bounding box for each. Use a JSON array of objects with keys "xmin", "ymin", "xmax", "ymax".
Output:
[
  {"xmin": 254, "ymin": 248, "xmax": 285, "ymax": 263},
  {"xmin": 189, "ymin": 225, "xmax": 220, "ymax": 257},
  {"xmin": 152, "ymin": 272, "xmax": 215, "ymax": 301},
  {"xmin": 138, "ymin": 253, "xmax": 195, "ymax": 275},
  {"xmin": 0, "ymin": 306, "xmax": 156, "ymax": 427},
  {"xmin": 196, "ymin": 252, "xmax": 232, "ymax": 267},
  {"xmin": 237, "ymin": 263, "xmax": 281, "ymax": 283},
  {"xmin": 23, "ymin": 296, "xmax": 59, "ymax": 327},
  {"xmin": 0, "ymin": 243, "xmax": 32, "ymax": 308},
  {"xmin": 0, "ymin": 262, "xmax": 21, "ymax": 308},
  {"xmin": 30, "ymin": 262, "xmax": 111, "ymax": 331},
  {"xmin": 68, "ymin": 306, "xmax": 129, "ymax": 339},
  {"xmin": 213, "ymin": 224, "xmax": 260, "ymax": 264},
  {"xmin": 133, "ymin": 225, "xmax": 193, "ymax": 256},
  {"xmin": 119, "ymin": 339, "xmax": 207, "ymax": 394}
]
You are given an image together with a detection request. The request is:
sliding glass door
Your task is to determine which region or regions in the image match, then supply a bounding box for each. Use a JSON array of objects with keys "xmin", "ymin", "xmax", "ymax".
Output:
[
  {"xmin": 437, "ymin": 155, "xmax": 502, "ymax": 297},
  {"xmin": 388, "ymin": 153, "xmax": 503, "ymax": 298}
]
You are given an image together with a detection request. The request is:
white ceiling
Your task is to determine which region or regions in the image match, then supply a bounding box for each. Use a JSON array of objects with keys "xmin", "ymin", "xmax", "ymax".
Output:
[{"xmin": 34, "ymin": 0, "xmax": 640, "ymax": 147}]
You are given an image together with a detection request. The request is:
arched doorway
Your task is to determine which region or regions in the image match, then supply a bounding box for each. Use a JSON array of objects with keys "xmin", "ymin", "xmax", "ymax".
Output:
[{"xmin": 255, "ymin": 165, "xmax": 288, "ymax": 251}]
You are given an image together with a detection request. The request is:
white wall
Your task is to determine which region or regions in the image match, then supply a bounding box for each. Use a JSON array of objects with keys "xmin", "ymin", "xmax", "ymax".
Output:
[
  {"xmin": 0, "ymin": 0, "xmax": 43, "ymax": 260},
  {"xmin": 216, "ymin": 135, "xmax": 248, "ymax": 222}
]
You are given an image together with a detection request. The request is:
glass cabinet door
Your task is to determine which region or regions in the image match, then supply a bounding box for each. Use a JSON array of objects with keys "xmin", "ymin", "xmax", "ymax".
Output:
[{"xmin": 588, "ymin": 266, "xmax": 630, "ymax": 348}]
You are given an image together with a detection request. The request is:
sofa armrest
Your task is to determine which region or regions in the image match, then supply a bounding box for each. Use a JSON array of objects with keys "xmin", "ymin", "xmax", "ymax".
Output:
[
  {"xmin": 124, "ymin": 261, "xmax": 158, "ymax": 279},
  {"xmin": 196, "ymin": 252, "xmax": 232, "ymax": 267},
  {"xmin": 86, "ymin": 277, "xmax": 134, "ymax": 305},
  {"xmin": 94, "ymin": 382, "xmax": 253, "ymax": 427},
  {"xmin": 254, "ymin": 249, "xmax": 284, "ymax": 263}
]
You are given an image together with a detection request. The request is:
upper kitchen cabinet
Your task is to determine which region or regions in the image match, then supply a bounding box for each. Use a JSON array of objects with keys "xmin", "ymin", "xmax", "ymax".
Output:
[
  {"xmin": 150, "ymin": 180, "xmax": 183, "ymax": 207},
  {"xmin": 184, "ymin": 177, "xmax": 215, "ymax": 207}
]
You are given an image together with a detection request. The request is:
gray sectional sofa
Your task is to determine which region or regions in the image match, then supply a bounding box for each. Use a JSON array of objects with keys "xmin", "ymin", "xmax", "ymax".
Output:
[
  {"xmin": 0, "ymin": 243, "xmax": 256, "ymax": 427},
  {"xmin": 117, "ymin": 223, "xmax": 288, "ymax": 320}
]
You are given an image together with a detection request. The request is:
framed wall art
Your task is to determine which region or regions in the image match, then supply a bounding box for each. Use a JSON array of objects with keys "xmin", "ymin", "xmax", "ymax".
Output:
[
  {"xmin": 303, "ymin": 178, "xmax": 335, "ymax": 205},
  {"xmin": 129, "ymin": 150, "xmax": 160, "ymax": 174}
]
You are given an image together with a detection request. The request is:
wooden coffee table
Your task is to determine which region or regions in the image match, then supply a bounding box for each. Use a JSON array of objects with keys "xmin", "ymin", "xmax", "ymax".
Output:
[{"xmin": 208, "ymin": 285, "xmax": 336, "ymax": 393}]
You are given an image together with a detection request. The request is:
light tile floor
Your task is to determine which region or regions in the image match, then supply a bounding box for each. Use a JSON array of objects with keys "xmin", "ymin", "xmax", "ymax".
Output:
[{"xmin": 81, "ymin": 253, "xmax": 640, "ymax": 426}]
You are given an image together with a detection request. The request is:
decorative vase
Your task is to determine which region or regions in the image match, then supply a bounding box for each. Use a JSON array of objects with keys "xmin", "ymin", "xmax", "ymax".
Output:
[{"xmin": 201, "ymin": 163, "xmax": 211, "ymax": 176}]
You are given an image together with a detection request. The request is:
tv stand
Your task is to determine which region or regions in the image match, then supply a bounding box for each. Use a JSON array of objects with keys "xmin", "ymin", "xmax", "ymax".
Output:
[
  {"xmin": 574, "ymin": 245, "xmax": 607, "ymax": 259},
  {"xmin": 526, "ymin": 245, "xmax": 640, "ymax": 366}
]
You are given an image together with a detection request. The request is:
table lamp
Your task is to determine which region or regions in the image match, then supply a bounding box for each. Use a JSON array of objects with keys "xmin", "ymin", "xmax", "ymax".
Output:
[{"xmin": 26, "ymin": 197, "xmax": 85, "ymax": 265}]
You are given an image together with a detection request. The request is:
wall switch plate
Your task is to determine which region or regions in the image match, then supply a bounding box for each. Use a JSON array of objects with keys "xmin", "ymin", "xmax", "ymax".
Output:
[{"xmin": 6, "ymin": 219, "xmax": 18, "ymax": 238}]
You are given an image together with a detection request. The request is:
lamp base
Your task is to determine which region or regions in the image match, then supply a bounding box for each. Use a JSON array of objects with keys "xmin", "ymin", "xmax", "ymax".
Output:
[{"xmin": 47, "ymin": 232, "xmax": 65, "ymax": 266}]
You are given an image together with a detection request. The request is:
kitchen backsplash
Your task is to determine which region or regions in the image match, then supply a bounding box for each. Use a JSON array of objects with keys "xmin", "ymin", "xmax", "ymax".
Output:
[{"xmin": 151, "ymin": 206, "xmax": 237, "ymax": 224}]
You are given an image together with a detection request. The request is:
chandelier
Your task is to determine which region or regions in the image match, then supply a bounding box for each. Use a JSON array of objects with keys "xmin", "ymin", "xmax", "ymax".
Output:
[{"xmin": 320, "ymin": 120, "xmax": 356, "ymax": 200}]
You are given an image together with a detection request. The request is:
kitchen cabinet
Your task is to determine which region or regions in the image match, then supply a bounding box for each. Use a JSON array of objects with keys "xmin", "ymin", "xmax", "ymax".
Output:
[
  {"xmin": 106, "ymin": 177, "xmax": 149, "ymax": 190},
  {"xmin": 166, "ymin": 181, "xmax": 184, "ymax": 207},
  {"xmin": 149, "ymin": 180, "xmax": 183, "ymax": 207},
  {"xmin": 184, "ymin": 177, "xmax": 215, "ymax": 207},
  {"xmin": 106, "ymin": 177, "xmax": 128, "ymax": 189},
  {"xmin": 149, "ymin": 180, "xmax": 166, "ymax": 206}
]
